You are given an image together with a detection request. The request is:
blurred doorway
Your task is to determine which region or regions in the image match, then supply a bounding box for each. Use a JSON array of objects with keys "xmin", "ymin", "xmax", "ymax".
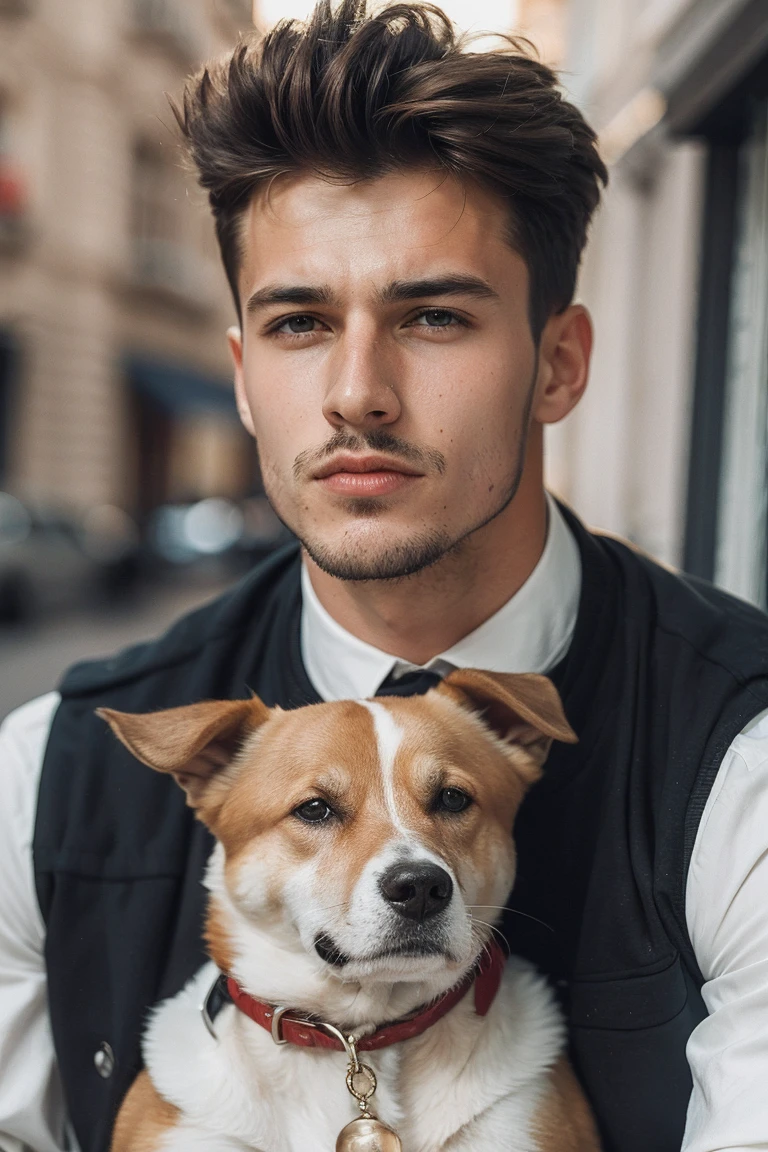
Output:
[
  {"xmin": 0, "ymin": 329, "xmax": 18, "ymax": 486},
  {"xmin": 125, "ymin": 355, "xmax": 257, "ymax": 525},
  {"xmin": 130, "ymin": 385, "xmax": 174, "ymax": 524}
]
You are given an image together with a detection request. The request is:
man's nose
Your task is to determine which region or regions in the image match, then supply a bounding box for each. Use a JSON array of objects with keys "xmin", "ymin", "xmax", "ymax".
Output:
[{"xmin": 322, "ymin": 327, "xmax": 401, "ymax": 430}]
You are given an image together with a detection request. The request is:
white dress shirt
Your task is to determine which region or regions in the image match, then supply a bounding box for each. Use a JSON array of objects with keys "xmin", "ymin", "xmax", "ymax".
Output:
[
  {"xmin": 301, "ymin": 492, "xmax": 581, "ymax": 700},
  {"xmin": 1, "ymin": 497, "xmax": 768, "ymax": 1151}
]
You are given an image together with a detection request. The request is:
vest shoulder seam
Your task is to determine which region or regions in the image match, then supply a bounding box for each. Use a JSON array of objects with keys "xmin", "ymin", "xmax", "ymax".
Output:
[{"xmin": 648, "ymin": 616, "xmax": 768, "ymax": 694}]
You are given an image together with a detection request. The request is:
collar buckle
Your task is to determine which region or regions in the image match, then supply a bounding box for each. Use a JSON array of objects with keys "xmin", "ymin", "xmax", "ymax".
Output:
[
  {"xmin": 200, "ymin": 971, "xmax": 231, "ymax": 1041},
  {"xmin": 269, "ymin": 1004, "xmax": 292, "ymax": 1045},
  {"xmin": 268, "ymin": 1004, "xmax": 359, "ymax": 1060}
]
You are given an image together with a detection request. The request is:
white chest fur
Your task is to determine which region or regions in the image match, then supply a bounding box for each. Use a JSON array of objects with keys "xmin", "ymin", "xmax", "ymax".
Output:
[{"xmin": 143, "ymin": 959, "xmax": 565, "ymax": 1152}]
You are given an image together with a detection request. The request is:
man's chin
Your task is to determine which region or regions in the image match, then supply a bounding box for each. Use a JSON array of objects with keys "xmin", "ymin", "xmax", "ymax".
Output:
[{"xmin": 299, "ymin": 527, "xmax": 456, "ymax": 582}]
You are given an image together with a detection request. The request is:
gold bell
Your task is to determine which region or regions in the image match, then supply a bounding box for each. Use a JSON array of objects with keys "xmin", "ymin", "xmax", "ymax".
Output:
[{"xmin": 335, "ymin": 1116, "xmax": 403, "ymax": 1151}]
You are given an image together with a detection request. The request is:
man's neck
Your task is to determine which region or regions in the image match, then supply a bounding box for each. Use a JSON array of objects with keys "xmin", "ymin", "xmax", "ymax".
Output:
[{"xmin": 304, "ymin": 462, "xmax": 548, "ymax": 667}]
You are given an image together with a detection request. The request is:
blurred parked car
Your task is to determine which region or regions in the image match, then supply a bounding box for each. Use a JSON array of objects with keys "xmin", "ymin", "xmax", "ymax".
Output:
[
  {"xmin": 147, "ymin": 495, "xmax": 292, "ymax": 571},
  {"xmin": 0, "ymin": 493, "xmax": 142, "ymax": 623}
]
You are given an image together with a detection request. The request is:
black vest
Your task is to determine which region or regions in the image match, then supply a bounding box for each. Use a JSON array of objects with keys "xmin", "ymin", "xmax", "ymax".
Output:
[{"xmin": 34, "ymin": 509, "xmax": 768, "ymax": 1152}]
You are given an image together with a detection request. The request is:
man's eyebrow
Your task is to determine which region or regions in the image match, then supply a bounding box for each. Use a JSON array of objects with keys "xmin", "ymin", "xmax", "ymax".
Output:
[
  {"xmin": 378, "ymin": 275, "xmax": 499, "ymax": 304},
  {"xmin": 245, "ymin": 284, "xmax": 338, "ymax": 313},
  {"xmin": 244, "ymin": 275, "xmax": 499, "ymax": 314}
]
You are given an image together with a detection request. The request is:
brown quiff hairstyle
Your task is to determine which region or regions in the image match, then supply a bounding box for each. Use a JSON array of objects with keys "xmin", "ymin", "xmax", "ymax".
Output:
[{"xmin": 175, "ymin": 0, "xmax": 607, "ymax": 339}]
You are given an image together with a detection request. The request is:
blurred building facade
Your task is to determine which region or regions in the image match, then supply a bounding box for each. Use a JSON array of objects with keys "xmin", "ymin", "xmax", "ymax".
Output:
[
  {"xmin": 0, "ymin": 0, "xmax": 256, "ymax": 524},
  {"xmin": 514, "ymin": 0, "xmax": 566, "ymax": 67},
  {"xmin": 551, "ymin": 0, "xmax": 768, "ymax": 607},
  {"xmin": 1, "ymin": 0, "xmax": 567, "ymax": 532}
]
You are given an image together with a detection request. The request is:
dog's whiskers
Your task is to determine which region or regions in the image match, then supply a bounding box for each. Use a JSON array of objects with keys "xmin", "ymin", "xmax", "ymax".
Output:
[
  {"xmin": 468, "ymin": 904, "xmax": 555, "ymax": 935},
  {"xmin": 319, "ymin": 900, "xmax": 353, "ymax": 913},
  {"xmin": 469, "ymin": 917, "xmax": 510, "ymax": 955}
]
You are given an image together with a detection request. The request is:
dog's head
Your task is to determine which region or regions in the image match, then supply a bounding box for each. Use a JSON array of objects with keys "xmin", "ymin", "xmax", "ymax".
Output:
[{"xmin": 99, "ymin": 670, "xmax": 575, "ymax": 1001}]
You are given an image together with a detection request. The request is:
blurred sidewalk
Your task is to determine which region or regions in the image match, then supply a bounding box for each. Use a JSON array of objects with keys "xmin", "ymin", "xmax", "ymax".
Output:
[{"xmin": 0, "ymin": 578, "xmax": 230, "ymax": 723}]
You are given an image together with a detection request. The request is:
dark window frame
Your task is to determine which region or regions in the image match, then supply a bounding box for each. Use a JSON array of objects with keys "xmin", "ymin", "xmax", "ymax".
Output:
[
  {"xmin": 682, "ymin": 46, "xmax": 768, "ymax": 580},
  {"xmin": 0, "ymin": 329, "xmax": 19, "ymax": 485},
  {"xmin": 682, "ymin": 141, "xmax": 740, "ymax": 580}
]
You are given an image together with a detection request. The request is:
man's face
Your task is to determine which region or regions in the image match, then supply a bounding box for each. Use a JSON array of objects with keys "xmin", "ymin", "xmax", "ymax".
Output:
[{"xmin": 231, "ymin": 169, "xmax": 539, "ymax": 581}]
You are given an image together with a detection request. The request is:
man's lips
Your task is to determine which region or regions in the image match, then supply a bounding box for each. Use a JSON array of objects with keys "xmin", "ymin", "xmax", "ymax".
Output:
[
  {"xmin": 313, "ymin": 454, "xmax": 423, "ymax": 479},
  {"xmin": 313, "ymin": 454, "xmax": 423, "ymax": 497}
]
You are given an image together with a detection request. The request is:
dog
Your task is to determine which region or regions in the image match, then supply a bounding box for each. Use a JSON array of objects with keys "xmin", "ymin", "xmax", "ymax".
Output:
[{"xmin": 100, "ymin": 669, "xmax": 601, "ymax": 1151}]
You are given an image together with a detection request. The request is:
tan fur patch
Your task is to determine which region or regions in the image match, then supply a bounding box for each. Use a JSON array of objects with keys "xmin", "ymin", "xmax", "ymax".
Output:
[
  {"xmin": 530, "ymin": 1057, "xmax": 602, "ymax": 1151},
  {"xmin": 220, "ymin": 701, "xmax": 401, "ymax": 910},
  {"xmin": 110, "ymin": 1069, "xmax": 180, "ymax": 1152},
  {"xmin": 220, "ymin": 701, "xmax": 381, "ymax": 847}
]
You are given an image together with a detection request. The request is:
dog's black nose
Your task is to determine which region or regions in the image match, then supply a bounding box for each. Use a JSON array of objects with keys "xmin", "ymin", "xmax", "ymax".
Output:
[{"xmin": 378, "ymin": 862, "xmax": 453, "ymax": 922}]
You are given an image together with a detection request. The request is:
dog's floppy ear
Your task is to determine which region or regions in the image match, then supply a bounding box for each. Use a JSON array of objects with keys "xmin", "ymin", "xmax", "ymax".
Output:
[
  {"xmin": 96, "ymin": 696, "xmax": 271, "ymax": 810},
  {"xmin": 437, "ymin": 669, "xmax": 576, "ymax": 779}
]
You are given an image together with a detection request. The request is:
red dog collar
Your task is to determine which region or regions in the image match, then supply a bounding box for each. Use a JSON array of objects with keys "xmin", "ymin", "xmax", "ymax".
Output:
[{"xmin": 225, "ymin": 940, "xmax": 506, "ymax": 1052}]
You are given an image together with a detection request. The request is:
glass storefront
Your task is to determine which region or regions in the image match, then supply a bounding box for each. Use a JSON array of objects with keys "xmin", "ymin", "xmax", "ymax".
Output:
[
  {"xmin": 714, "ymin": 101, "xmax": 768, "ymax": 606},
  {"xmin": 682, "ymin": 22, "xmax": 768, "ymax": 605}
]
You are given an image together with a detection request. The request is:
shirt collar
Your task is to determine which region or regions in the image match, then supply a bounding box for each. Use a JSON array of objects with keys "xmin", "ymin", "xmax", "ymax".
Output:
[{"xmin": 300, "ymin": 493, "xmax": 582, "ymax": 702}]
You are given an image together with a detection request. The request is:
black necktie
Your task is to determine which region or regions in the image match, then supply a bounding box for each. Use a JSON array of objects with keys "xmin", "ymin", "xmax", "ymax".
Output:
[{"xmin": 375, "ymin": 668, "xmax": 444, "ymax": 697}]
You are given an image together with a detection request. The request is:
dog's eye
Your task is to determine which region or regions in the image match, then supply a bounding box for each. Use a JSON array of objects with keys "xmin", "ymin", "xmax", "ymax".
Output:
[
  {"xmin": 436, "ymin": 788, "xmax": 473, "ymax": 814},
  {"xmin": 293, "ymin": 799, "xmax": 334, "ymax": 823}
]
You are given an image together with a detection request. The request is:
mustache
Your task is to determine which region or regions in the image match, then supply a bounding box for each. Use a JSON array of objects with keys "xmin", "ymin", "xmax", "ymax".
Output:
[{"xmin": 293, "ymin": 429, "xmax": 447, "ymax": 480}]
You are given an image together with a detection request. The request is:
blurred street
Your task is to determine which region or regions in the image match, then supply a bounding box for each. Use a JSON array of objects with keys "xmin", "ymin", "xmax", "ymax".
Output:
[
  {"xmin": 1, "ymin": 0, "xmax": 767, "ymax": 694},
  {"xmin": 0, "ymin": 576, "xmax": 230, "ymax": 723}
]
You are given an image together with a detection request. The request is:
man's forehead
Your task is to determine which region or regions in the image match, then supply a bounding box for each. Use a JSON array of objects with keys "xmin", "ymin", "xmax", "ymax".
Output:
[
  {"xmin": 247, "ymin": 167, "xmax": 493, "ymax": 232},
  {"xmin": 238, "ymin": 168, "xmax": 521, "ymax": 301}
]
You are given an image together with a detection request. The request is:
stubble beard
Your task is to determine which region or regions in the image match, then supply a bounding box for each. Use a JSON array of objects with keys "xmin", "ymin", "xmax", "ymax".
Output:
[
  {"xmin": 261, "ymin": 386, "xmax": 535, "ymax": 583},
  {"xmin": 303, "ymin": 516, "xmax": 458, "ymax": 582},
  {"xmin": 281, "ymin": 438, "xmax": 528, "ymax": 583}
]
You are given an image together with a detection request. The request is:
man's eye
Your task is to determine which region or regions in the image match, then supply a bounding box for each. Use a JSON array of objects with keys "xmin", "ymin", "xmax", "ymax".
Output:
[
  {"xmin": 293, "ymin": 798, "xmax": 334, "ymax": 823},
  {"xmin": 413, "ymin": 308, "xmax": 459, "ymax": 328},
  {"xmin": 278, "ymin": 315, "xmax": 318, "ymax": 334}
]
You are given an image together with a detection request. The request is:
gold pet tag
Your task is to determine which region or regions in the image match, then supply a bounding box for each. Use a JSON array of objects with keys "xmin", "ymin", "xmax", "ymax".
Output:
[
  {"xmin": 334, "ymin": 1037, "xmax": 403, "ymax": 1152},
  {"xmin": 336, "ymin": 1116, "xmax": 403, "ymax": 1151}
]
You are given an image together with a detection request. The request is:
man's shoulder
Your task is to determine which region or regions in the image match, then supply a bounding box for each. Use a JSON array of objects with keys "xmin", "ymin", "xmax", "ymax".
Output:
[{"xmin": 58, "ymin": 542, "xmax": 302, "ymax": 701}]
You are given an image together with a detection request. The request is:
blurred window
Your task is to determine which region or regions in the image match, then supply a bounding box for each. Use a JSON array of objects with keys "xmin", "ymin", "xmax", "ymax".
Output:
[
  {"xmin": 130, "ymin": 0, "xmax": 201, "ymax": 61},
  {"xmin": 131, "ymin": 141, "xmax": 176, "ymax": 247},
  {"xmin": 221, "ymin": 0, "xmax": 253, "ymax": 20},
  {"xmin": 0, "ymin": 95, "xmax": 27, "ymax": 245},
  {"xmin": 0, "ymin": 0, "xmax": 33, "ymax": 16},
  {"xmin": 683, "ymin": 47, "xmax": 768, "ymax": 605},
  {"xmin": 0, "ymin": 331, "xmax": 18, "ymax": 484},
  {"xmin": 713, "ymin": 100, "xmax": 768, "ymax": 607},
  {"xmin": 129, "ymin": 141, "xmax": 213, "ymax": 308}
]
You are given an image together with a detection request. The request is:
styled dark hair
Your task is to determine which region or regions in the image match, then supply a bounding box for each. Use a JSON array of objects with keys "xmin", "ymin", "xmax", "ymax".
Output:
[{"xmin": 175, "ymin": 0, "xmax": 607, "ymax": 337}]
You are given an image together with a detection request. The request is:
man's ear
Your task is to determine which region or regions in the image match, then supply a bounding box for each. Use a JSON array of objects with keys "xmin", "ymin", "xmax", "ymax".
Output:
[
  {"xmin": 96, "ymin": 696, "xmax": 271, "ymax": 812},
  {"xmin": 228, "ymin": 325, "xmax": 256, "ymax": 438},
  {"xmin": 531, "ymin": 304, "xmax": 592, "ymax": 426},
  {"xmin": 437, "ymin": 669, "xmax": 577, "ymax": 780}
]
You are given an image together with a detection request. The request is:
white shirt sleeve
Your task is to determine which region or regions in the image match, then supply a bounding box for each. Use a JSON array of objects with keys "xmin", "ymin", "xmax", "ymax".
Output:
[
  {"xmin": 0, "ymin": 692, "xmax": 68, "ymax": 1152},
  {"xmin": 683, "ymin": 705, "xmax": 768, "ymax": 1151}
]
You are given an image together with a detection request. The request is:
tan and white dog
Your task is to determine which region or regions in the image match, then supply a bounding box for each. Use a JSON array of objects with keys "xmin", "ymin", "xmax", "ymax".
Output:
[{"xmin": 100, "ymin": 669, "xmax": 601, "ymax": 1152}]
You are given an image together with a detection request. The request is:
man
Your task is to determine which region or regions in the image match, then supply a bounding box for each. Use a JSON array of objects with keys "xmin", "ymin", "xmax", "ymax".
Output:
[{"xmin": 2, "ymin": 2, "xmax": 768, "ymax": 1150}]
